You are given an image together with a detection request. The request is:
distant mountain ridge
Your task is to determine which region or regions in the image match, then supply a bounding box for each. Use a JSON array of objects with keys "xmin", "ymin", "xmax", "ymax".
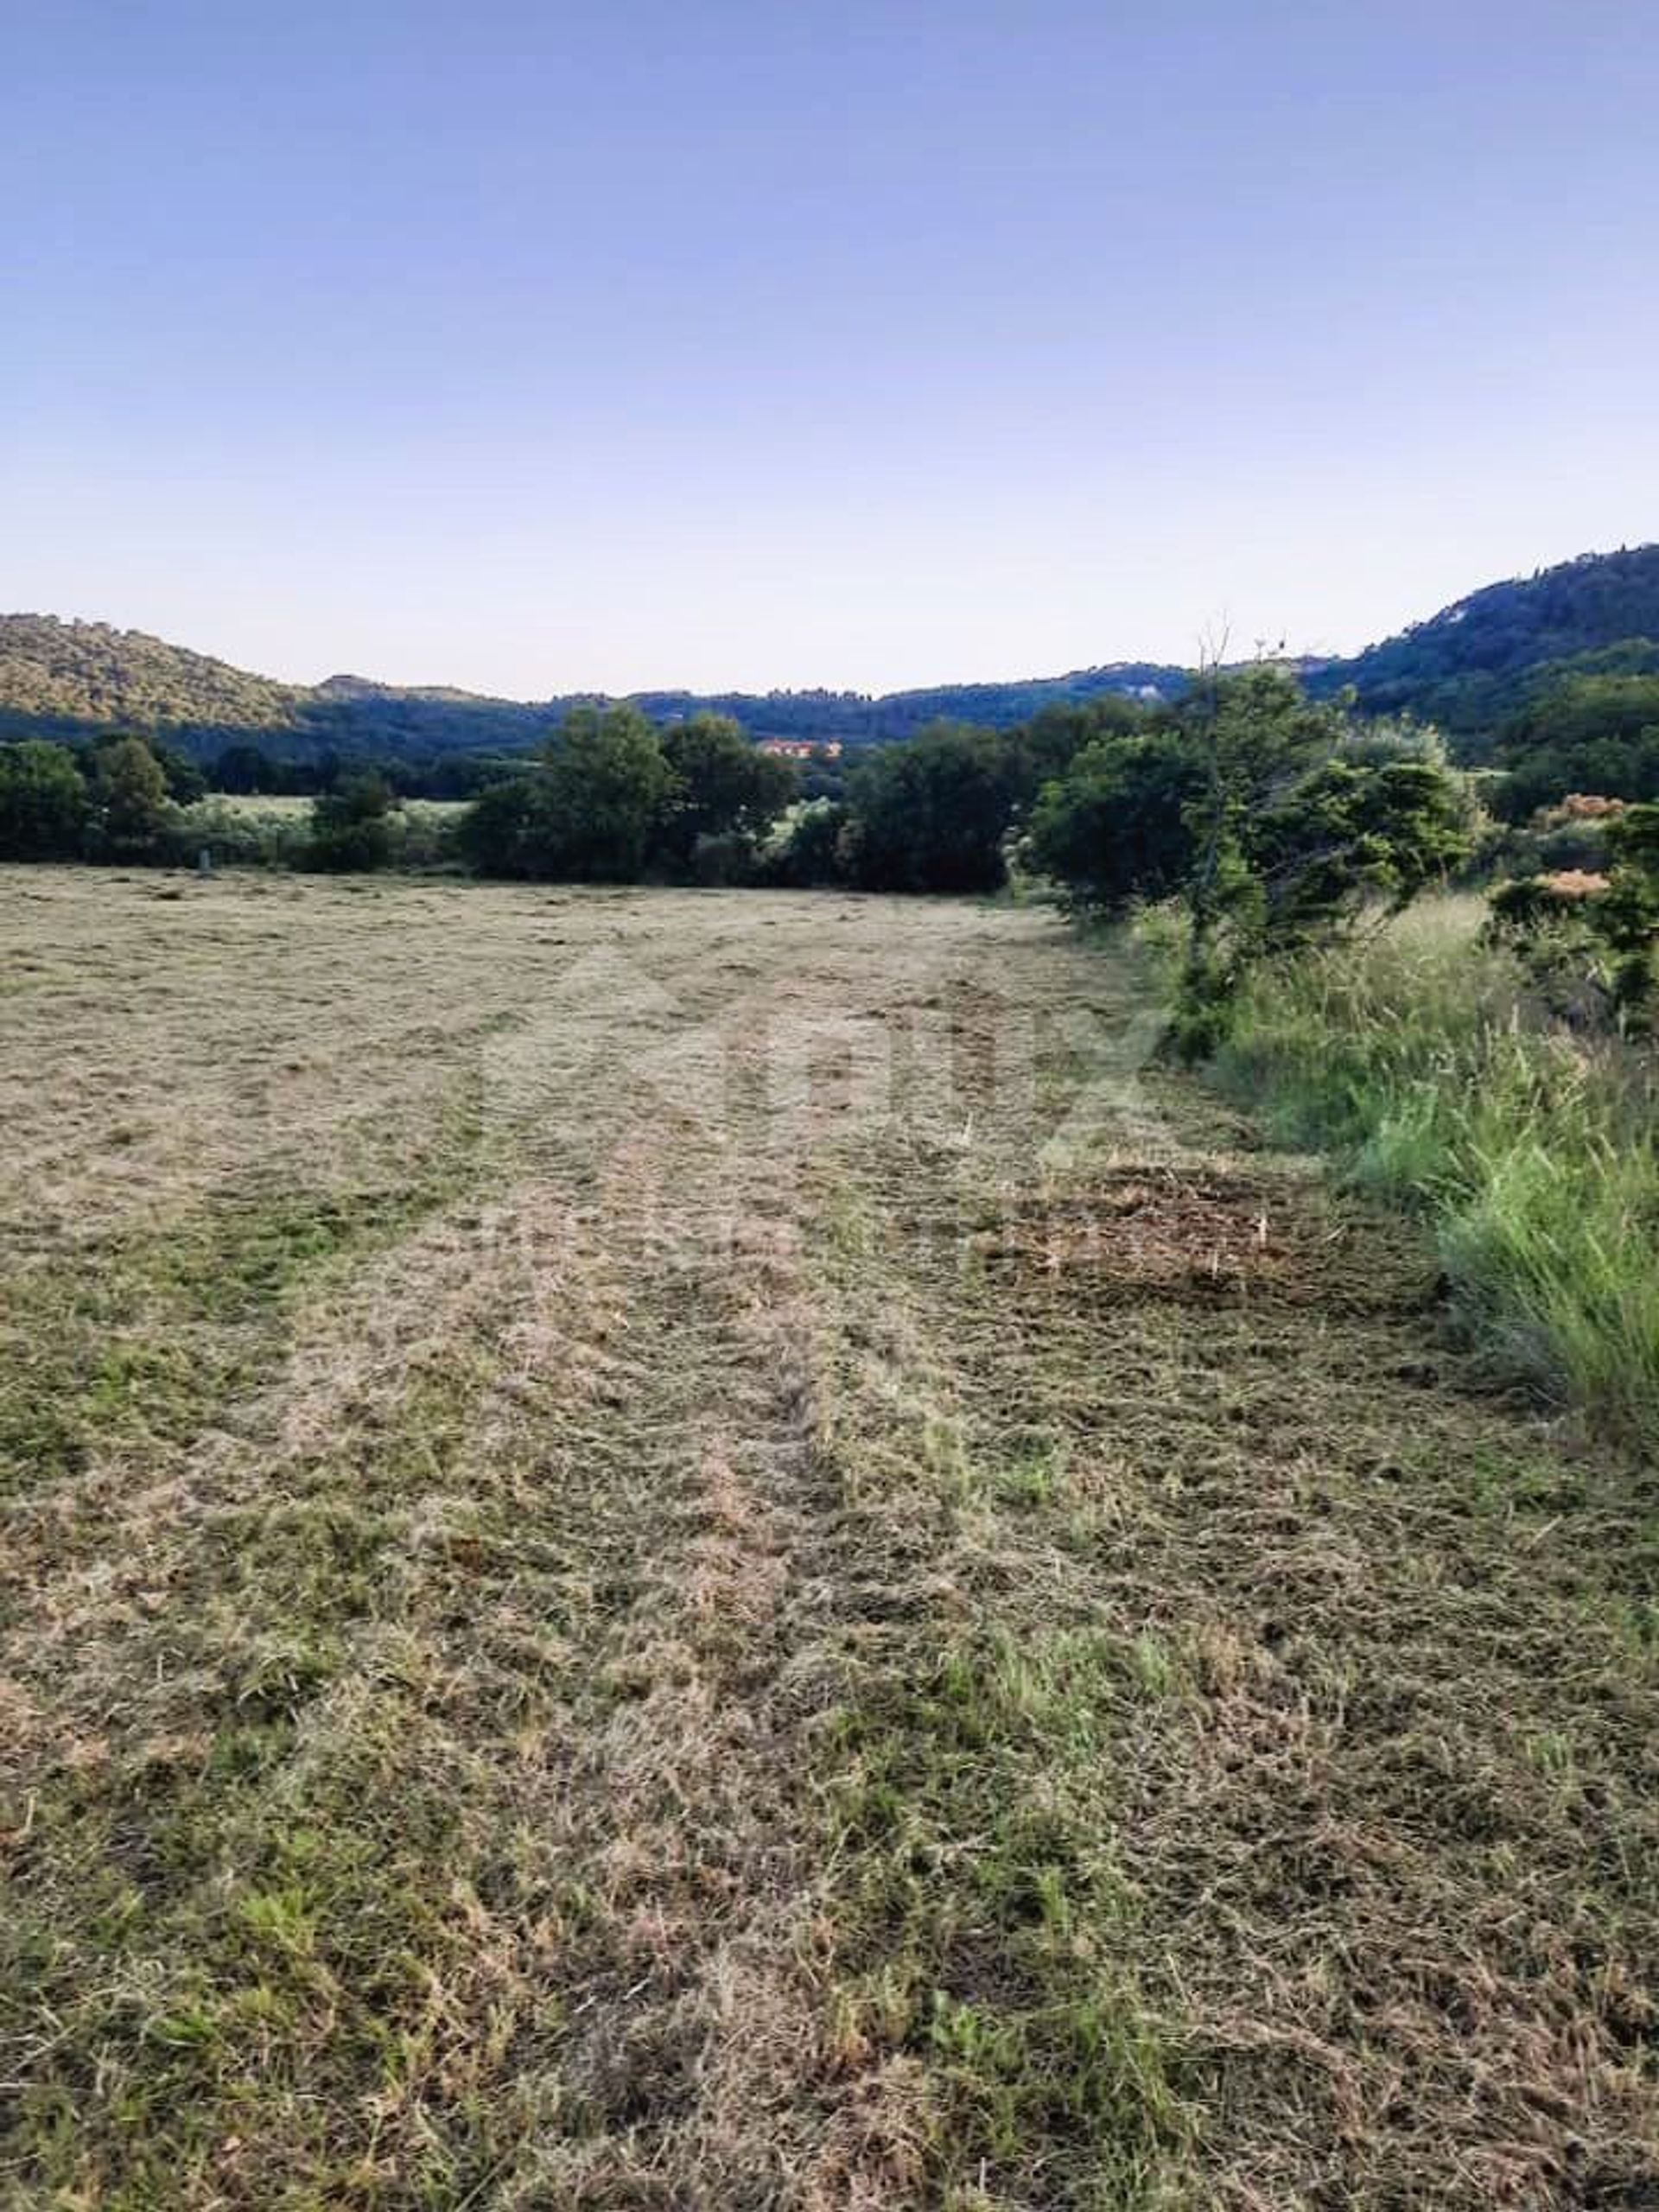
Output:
[
  {"xmin": 3, "ymin": 542, "xmax": 1656, "ymax": 763},
  {"xmin": 0, "ymin": 614, "xmax": 1187, "ymax": 761},
  {"xmin": 1306, "ymin": 543, "xmax": 1659, "ymax": 741}
]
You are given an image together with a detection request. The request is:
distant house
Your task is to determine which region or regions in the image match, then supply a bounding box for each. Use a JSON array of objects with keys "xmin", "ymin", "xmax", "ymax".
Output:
[{"xmin": 756, "ymin": 737, "xmax": 842, "ymax": 760}]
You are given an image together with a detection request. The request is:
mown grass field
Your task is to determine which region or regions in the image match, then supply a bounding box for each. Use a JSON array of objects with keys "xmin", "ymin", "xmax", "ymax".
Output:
[{"xmin": 2, "ymin": 869, "xmax": 1656, "ymax": 2209}]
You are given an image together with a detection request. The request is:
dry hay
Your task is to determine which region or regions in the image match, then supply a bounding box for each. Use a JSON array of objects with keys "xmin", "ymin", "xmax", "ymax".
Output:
[{"xmin": 0, "ymin": 868, "xmax": 1654, "ymax": 2211}]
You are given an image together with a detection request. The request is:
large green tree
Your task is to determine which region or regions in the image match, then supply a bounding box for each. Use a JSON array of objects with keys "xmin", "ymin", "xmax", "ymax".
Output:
[
  {"xmin": 1027, "ymin": 666, "xmax": 1477, "ymax": 1049},
  {"xmin": 843, "ymin": 722, "xmax": 1020, "ymax": 893},
  {"xmin": 92, "ymin": 737, "xmax": 171, "ymax": 861},
  {"xmin": 1025, "ymin": 728, "xmax": 1204, "ymax": 912},
  {"xmin": 544, "ymin": 707, "xmax": 676, "ymax": 880},
  {"xmin": 655, "ymin": 715, "xmax": 798, "ymax": 868},
  {"xmin": 458, "ymin": 707, "xmax": 677, "ymax": 882},
  {"xmin": 0, "ymin": 741, "xmax": 91, "ymax": 860}
]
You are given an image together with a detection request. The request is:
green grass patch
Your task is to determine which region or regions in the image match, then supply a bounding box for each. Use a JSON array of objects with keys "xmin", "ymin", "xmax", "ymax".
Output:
[
  {"xmin": 0, "ymin": 1110, "xmax": 481, "ymax": 1493},
  {"xmin": 817, "ymin": 1621, "xmax": 1192, "ymax": 2206},
  {"xmin": 1209, "ymin": 897, "xmax": 1659, "ymax": 1445}
]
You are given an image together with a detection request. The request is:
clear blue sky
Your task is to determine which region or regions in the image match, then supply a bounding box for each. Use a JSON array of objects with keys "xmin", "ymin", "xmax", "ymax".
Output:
[{"xmin": 6, "ymin": 0, "xmax": 1656, "ymax": 696}]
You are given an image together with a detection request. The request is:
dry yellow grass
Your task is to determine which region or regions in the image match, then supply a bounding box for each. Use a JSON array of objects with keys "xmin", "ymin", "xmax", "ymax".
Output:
[{"xmin": 1, "ymin": 868, "xmax": 1655, "ymax": 2209}]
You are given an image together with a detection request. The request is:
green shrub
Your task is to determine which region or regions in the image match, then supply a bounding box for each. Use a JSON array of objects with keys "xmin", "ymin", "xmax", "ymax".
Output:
[
  {"xmin": 843, "ymin": 722, "xmax": 1020, "ymax": 893},
  {"xmin": 1024, "ymin": 728, "xmax": 1203, "ymax": 913},
  {"xmin": 755, "ymin": 798, "xmax": 853, "ymax": 887},
  {"xmin": 1030, "ymin": 670, "xmax": 1478, "ymax": 1048},
  {"xmin": 687, "ymin": 830, "xmax": 756, "ymax": 886},
  {"xmin": 306, "ymin": 774, "xmax": 396, "ymax": 872},
  {"xmin": 388, "ymin": 801, "xmax": 462, "ymax": 873},
  {"xmin": 1484, "ymin": 799, "xmax": 1659, "ymax": 1021}
]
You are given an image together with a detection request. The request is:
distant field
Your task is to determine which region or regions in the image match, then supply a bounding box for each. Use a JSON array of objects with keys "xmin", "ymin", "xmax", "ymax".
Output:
[
  {"xmin": 203, "ymin": 791, "xmax": 467, "ymax": 817},
  {"xmin": 203, "ymin": 790, "xmax": 314, "ymax": 815},
  {"xmin": 2, "ymin": 870, "xmax": 1654, "ymax": 2209}
]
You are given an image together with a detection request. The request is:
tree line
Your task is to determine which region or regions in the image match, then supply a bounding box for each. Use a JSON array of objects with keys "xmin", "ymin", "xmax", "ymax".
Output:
[
  {"xmin": 0, "ymin": 735, "xmax": 194, "ymax": 863},
  {"xmin": 1, "ymin": 671, "xmax": 1489, "ymax": 1039}
]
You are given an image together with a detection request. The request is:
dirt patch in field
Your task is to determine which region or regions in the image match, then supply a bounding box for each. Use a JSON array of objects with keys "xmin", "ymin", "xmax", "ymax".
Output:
[{"xmin": 974, "ymin": 1166, "xmax": 1433, "ymax": 1313}]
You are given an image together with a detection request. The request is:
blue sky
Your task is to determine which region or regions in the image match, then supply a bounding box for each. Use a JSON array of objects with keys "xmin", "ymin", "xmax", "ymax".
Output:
[{"xmin": 6, "ymin": 0, "xmax": 1656, "ymax": 695}]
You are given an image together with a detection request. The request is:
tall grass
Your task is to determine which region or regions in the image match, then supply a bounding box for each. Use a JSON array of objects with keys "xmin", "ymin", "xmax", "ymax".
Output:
[{"xmin": 1211, "ymin": 895, "xmax": 1659, "ymax": 1444}]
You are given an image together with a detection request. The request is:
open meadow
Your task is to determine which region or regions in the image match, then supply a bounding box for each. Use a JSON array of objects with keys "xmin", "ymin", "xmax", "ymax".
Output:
[
  {"xmin": 2, "ymin": 869, "xmax": 1656, "ymax": 2209},
  {"xmin": 203, "ymin": 795, "xmax": 468, "ymax": 818}
]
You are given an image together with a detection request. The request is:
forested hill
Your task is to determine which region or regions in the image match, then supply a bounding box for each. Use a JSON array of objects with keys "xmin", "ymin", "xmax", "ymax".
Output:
[
  {"xmin": 4, "ymin": 542, "xmax": 1658, "ymax": 763},
  {"xmin": 0, "ymin": 616, "xmax": 301, "ymax": 738},
  {"xmin": 0, "ymin": 614, "xmax": 1184, "ymax": 762},
  {"xmin": 624, "ymin": 664, "xmax": 1184, "ymax": 745},
  {"xmin": 0, "ymin": 619, "xmax": 547, "ymax": 760},
  {"xmin": 1307, "ymin": 543, "xmax": 1659, "ymax": 741}
]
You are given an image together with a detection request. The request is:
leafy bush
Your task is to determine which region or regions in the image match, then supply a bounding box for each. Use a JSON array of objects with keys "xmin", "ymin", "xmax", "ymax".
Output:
[
  {"xmin": 168, "ymin": 798, "xmax": 313, "ymax": 868},
  {"xmin": 390, "ymin": 800, "xmax": 463, "ymax": 872},
  {"xmin": 755, "ymin": 798, "xmax": 853, "ymax": 887},
  {"xmin": 686, "ymin": 830, "xmax": 755, "ymax": 886},
  {"xmin": 1484, "ymin": 799, "xmax": 1659, "ymax": 1021},
  {"xmin": 306, "ymin": 773, "xmax": 397, "ymax": 872},
  {"xmin": 842, "ymin": 723, "xmax": 1021, "ymax": 893},
  {"xmin": 1492, "ymin": 792, "xmax": 1623, "ymax": 880},
  {"xmin": 1024, "ymin": 729, "xmax": 1203, "ymax": 912},
  {"xmin": 454, "ymin": 772, "xmax": 541, "ymax": 877},
  {"xmin": 1028, "ymin": 666, "xmax": 1478, "ymax": 1052}
]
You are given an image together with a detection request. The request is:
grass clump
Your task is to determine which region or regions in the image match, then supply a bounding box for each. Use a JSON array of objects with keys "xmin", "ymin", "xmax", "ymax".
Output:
[
  {"xmin": 817, "ymin": 1631, "xmax": 1192, "ymax": 2208},
  {"xmin": 1211, "ymin": 895, "xmax": 1659, "ymax": 1440}
]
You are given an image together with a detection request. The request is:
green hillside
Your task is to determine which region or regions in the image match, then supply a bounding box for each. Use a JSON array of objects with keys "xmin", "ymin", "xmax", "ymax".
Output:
[
  {"xmin": 0, "ymin": 614, "xmax": 1183, "ymax": 763},
  {"xmin": 1309, "ymin": 544, "xmax": 1659, "ymax": 742},
  {"xmin": 0, "ymin": 618, "xmax": 546, "ymax": 760},
  {"xmin": 5, "ymin": 542, "xmax": 1659, "ymax": 767},
  {"xmin": 0, "ymin": 615, "xmax": 302, "ymax": 740}
]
